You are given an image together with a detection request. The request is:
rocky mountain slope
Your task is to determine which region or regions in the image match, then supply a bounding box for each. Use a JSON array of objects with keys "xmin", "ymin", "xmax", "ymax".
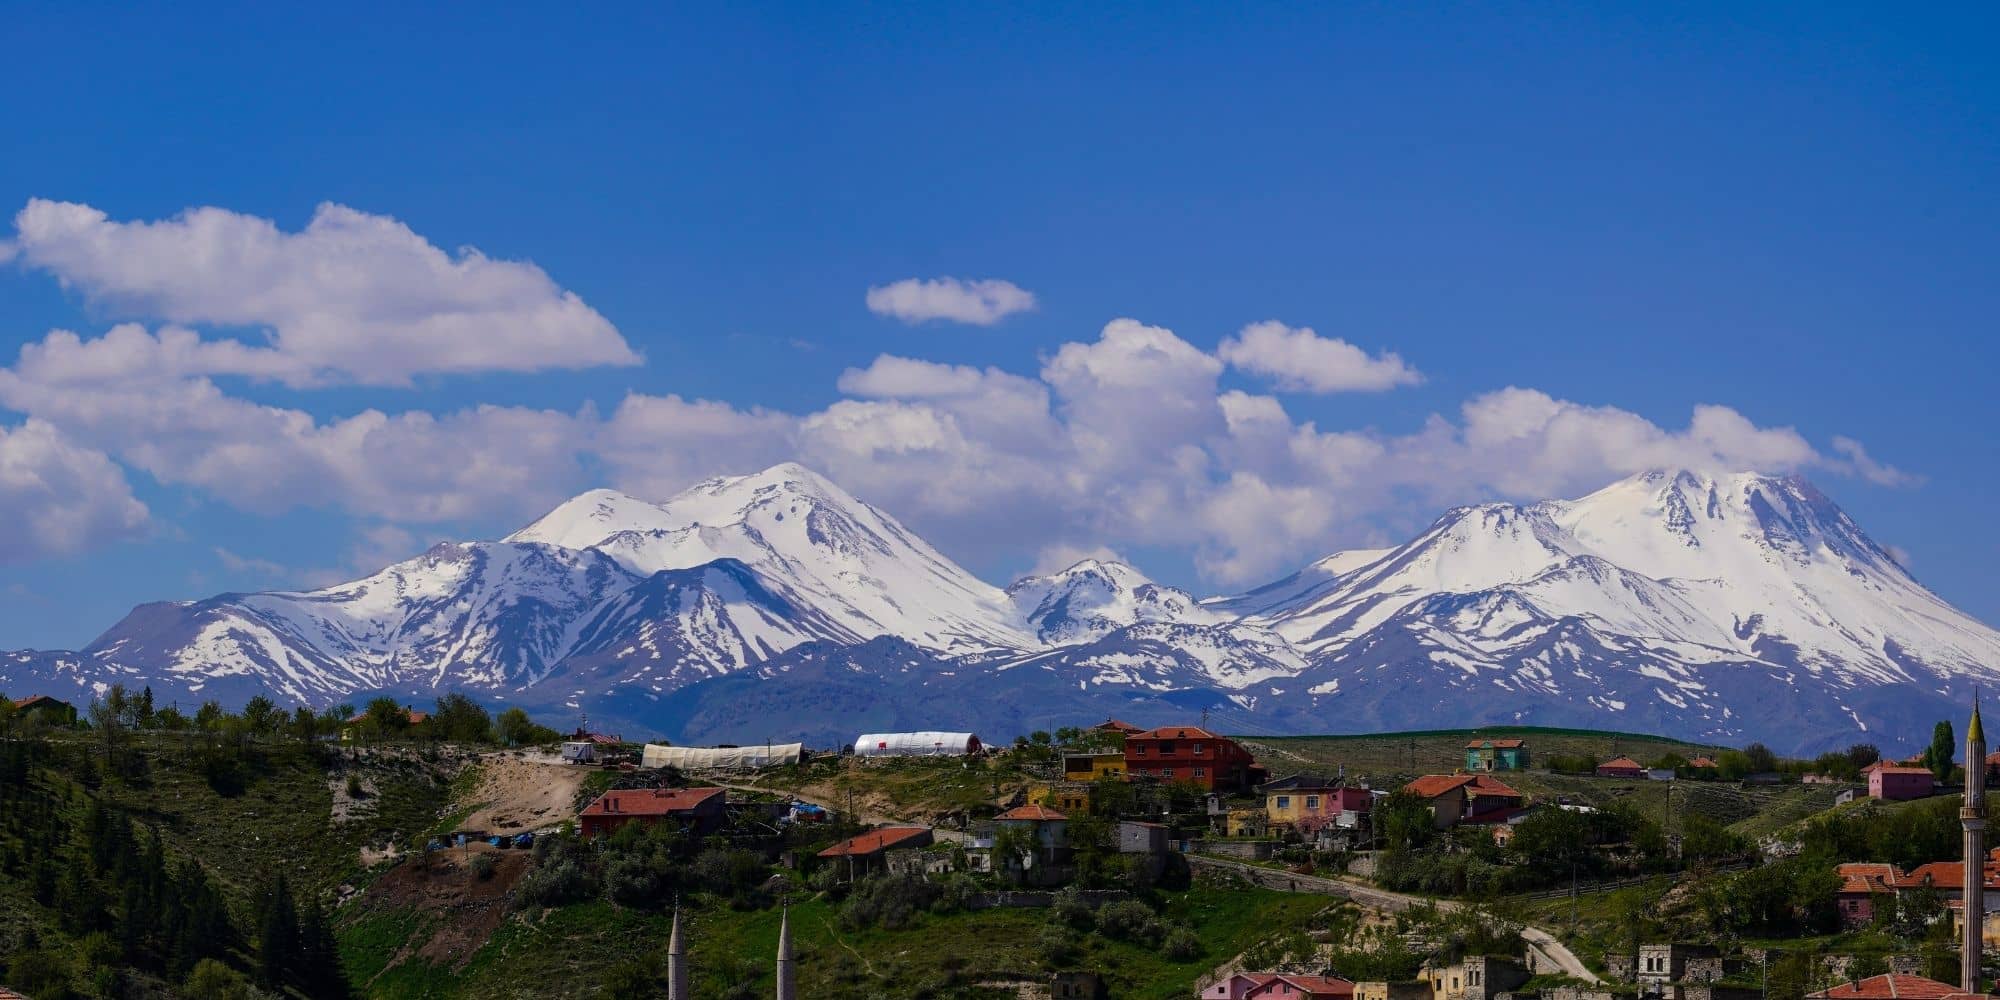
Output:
[{"xmin": 6, "ymin": 465, "xmax": 1997, "ymax": 754}]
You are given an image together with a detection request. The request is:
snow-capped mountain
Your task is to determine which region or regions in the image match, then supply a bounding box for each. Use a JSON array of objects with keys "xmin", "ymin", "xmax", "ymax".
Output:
[
  {"xmin": 5, "ymin": 465, "xmax": 1997, "ymax": 754},
  {"xmin": 1006, "ymin": 559, "xmax": 1218, "ymax": 644}
]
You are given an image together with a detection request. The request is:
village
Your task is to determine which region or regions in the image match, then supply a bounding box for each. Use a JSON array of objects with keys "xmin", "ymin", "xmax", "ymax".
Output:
[{"xmin": 6, "ymin": 688, "xmax": 2000, "ymax": 1000}]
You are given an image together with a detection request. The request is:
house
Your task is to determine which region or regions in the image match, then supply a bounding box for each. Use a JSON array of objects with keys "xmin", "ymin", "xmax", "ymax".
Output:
[
  {"xmin": 1353, "ymin": 983, "xmax": 1432, "ymax": 1000},
  {"xmin": 1403, "ymin": 774, "xmax": 1525, "ymax": 829},
  {"xmin": 1247, "ymin": 975, "xmax": 1356, "ymax": 999},
  {"xmin": 341, "ymin": 706, "xmax": 430, "ymax": 742},
  {"xmin": 1985, "ymin": 750, "xmax": 2000, "ymax": 786},
  {"xmin": 1050, "ymin": 971, "xmax": 1105, "ymax": 999},
  {"xmin": 1803, "ymin": 973, "xmax": 1967, "ymax": 1000},
  {"xmin": 1091, "ymin": 718, "xmax": 1145, "ymax": 736},
  {"xmin": 1117, "ymin": 820, "xmax": 1169, "ymax": 856},
  {"xmin": 578, "ymin": 786, "xmax": 726, "ymax": 838},
  {"xmin": 1869, "ymin": 765, "xmax": 1935, "ymax": 801},
  {"xmin": 1122, "ymin": 725, "xmax": 1264, "ymax": 791},
  {"xmin": 1944, "ymin": 897, "xmax": 2000, "ymax": 949},
  {"xmin": 1420, "ymin": 956, "xmax": 1529, "ymax": 1000},
  {"xmin": 1687, "ymin": 756, "xmax": 1720, "ymax": 773},
  {"xmin": 1029, "ymin": 782, "xmax": 1094, "ymax": 815},
  {"xmin": 995, "ymin": 804, "xmax": 1070, "ymax": 859},
  {"xmin": 1463, "ymin": 738, "xmax": 1528, "ymax": 772},
  {"xmin": 1892, "ymin": 856, "xmax": 2000, "ymax": 913},
  {"xmin": 1202, "ymin": 973, "xmax": 1355, "ymax": 1000},
  {"xmin": 1225, "ymin": 807, "xmax": 1268, "ymax": 838},
  {"xmin": 9, "ymin": 694, "xmax": 77, "ymax": 726},
  {"xmin": 1836, "ymin": 862, "xmax": 1900, "ymax": 928},
  {"xmin": 1635, "ymin": 944, "xmax": 1720, "ymax": 986},
  {"xmin": 817, "ymin": 826, "xmax": 935, "ymax": 879},
  {"xmin": 1263, "ymin": 774, "xmax": 1372, "ymax": 833},
  {"xmin": 1595, "ymin": 756, "xmax": 1647, "ymax": 779},
  {"xmin": 1063, "ymin": 752, "xmax": 1127, "ymax": 782}
]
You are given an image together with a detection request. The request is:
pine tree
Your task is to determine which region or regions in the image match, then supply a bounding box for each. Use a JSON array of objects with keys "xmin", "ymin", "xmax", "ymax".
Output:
[
  {"xmin": 258, "ymin": 874, "xmax": 299, "ymax": 989},
  {"xmin": 1926, "ymin": 719, "xmax": 1956, "ymax": 782}
]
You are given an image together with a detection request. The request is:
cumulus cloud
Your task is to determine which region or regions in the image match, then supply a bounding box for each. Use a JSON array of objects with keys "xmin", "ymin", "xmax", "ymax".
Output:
[
  {"xmin": 0, "ymin": 288, "xmax": 1907, "ymax": 585},
  {"xmin": 1218, "ymin": 320, "xmax": 1422, "ymax": 393},
  {"xmin": 865, "ymin": 277, "xmax": 1037, "ymax": 326},
  {"xmin": 1831, "ymin": 435, "xmax": 1919, "ymax": 487},
  {"xmin": 7, "ymin": 199, "xmax": 639, "ymax": 386},
  {"xmin": 0, "ymin": 419, "xmax": 149, "ymax": 563}
]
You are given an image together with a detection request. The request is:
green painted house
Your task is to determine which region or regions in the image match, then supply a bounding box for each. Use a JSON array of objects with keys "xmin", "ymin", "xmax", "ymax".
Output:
[{"xmin": 1463, "ymin": 738, "xmax": 1528, "ymax": 772}]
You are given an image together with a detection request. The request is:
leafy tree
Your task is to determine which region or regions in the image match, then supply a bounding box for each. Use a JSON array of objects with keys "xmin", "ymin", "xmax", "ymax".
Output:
[
  {"xmin": 363, "ymin": 697, "xmax": 410, "ymax": 737},
  {"xmin": 194, "ymin": 700, "xmax": 225, "ymax": 732},
  {"xmin": 1744, "ymin": 742, "xmax": 1779, "ymax": 774},
  {"xmin": 432, "ymin": 692, "xmax": 494, "ymax": 743},
  {"xmin": 242, "ymin": 696, "xmax": 280, "ymax": 735},
  {"xmin": 1375, "ymin": 790, "xmax": 1438, "ymax": 852},
  {"xmin": 1846, "ymin": 743, "xmax": 1881, "ymax": 769}
]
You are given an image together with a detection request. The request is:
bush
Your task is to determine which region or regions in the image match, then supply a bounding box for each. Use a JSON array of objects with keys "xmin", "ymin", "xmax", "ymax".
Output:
[
  {"xmin": 469, "ymin": 853, "xmax": 497, "ymax": 881},
  {"xmin": 840, "ymin": 873, "xmax": 942, "ymax": 931},
  {"xmin": 345, "ymin": 772, "xmax": 366, "ymax": 799},
  {"xmin": 1094, "ymin": 899, "xmax": 1162, "ymax": 943},
  {"xmin": 516, "ymin": 858, "xmax": 594, "ymax": 909},
  {"xmin": 1038, "ymin": 921, "xmax": 1082, "ymax": 965},
  {"xmin": 1162, "ymin": 923, "xmax": 1202, "ymax": 961},
  {"xmin": 1049, "ymin": 887, "xmax": 1094, "ymax": 930}
]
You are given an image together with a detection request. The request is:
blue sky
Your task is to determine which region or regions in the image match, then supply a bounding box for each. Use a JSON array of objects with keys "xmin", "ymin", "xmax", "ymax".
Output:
[{"xmin": 1, "ymin": 3, "xmax": 1996, "ymax": 648}]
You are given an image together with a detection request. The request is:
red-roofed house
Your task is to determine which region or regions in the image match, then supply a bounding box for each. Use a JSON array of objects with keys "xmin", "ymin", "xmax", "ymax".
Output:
[
  {"xmin": 9, "ymin": 694, "xmax": 76, "ymax": 725},
  {"xmin": 1595, "ymin": 756, "xmax": 1646, "ymax": 779},
  {"xmin": 1805, "ymin": 973, "xmax": 1965, "ymax": 1000},
  {"xmin": 818, "ymin": 826, "xmax": 935, "ymax": 879},
  {"xmin": 1123, "ymin": 725, "xmax": 1263, "ymax": 791},
  {"xmin": 1203, "ymin": 973, "xmax": 1356, "ymax": 1000},
  {"xmin": 1091, "ymin": 718, "xmax": 1145, "ymax": 735},
  {"xmin": 1836, "ymin": 862, "xmax": 1901, "ymax": 928},
  {"xmin": 578, "ymin": 786, "xmax": 726, "ymax": 838},
  {"xmin": 1869, "ymin": 765, "xmax": 1935, "ymax": 801},
  {"xmin": 1402, "ymin": 774, "xmax": 1525, "ymax": 829}
]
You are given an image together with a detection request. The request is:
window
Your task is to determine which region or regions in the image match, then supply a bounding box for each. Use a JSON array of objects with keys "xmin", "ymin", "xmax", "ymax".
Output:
[
  {"xmin": 1194, "ymin": 767, "xmax": 1206, "ymax": 777},
  {"xmin": 1133, "ymin": 743, "xmax": 1148, "ymax": 755},
  {"xmin": 1194, "ymin": 742, "xmax": 1206, "ymax": 755},
  {"xmin": 1306, "ymin": 795, "xmax": 1320, "ymax": 809},
  {"xmin": 1160, "ymin": 740, "xmax": 1177, "ymax": 754},
  {"xmin": 1276, "ymin": 795, "xmax": 1290, "ymax": 809},
  {"xmin": 1163, "ymin": 768, "xmax": 1176, "ymax": 778}
]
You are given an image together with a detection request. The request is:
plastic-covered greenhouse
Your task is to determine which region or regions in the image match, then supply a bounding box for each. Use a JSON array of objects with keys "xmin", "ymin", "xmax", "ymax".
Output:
[
  {"xmin": 850, "ymin": 732, "xmax": 983, "ymax": 758},
  {"xmin": 640, "ymin": 742, "xmax": 804, "ymax": 770}
]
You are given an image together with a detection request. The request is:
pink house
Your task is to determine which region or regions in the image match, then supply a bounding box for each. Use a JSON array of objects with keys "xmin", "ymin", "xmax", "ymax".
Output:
[
  {"xmin": 1868, "ymin": 765, "xmax": 1935, "ymax": 801},
  {"xmin": 1203, "ymin": 974, "xmax": 1354, "ymax": 1000}
]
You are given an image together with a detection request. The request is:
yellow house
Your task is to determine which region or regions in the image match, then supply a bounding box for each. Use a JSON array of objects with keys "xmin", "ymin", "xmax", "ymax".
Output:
[
  {"xmin": 1028, "ymin": 782, "xmax": 1094, "ymax": 816},
  {"xmin": 1225, "ymin": 808, "xmax": 1266, "ymax": 838},
  {"xmin": 1062, "ymin": 752, "xmax": 1125, "ymax": 782}
]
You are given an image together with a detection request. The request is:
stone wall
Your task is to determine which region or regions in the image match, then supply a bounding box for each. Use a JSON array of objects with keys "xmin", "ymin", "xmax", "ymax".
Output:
[
  {"xmin": 1193, "ymin": 839, "xmax": 1278, "ymax": 861},
  {"xmin": 964, "ymin": 890, "xmax": 1133, "ymax": 911}
]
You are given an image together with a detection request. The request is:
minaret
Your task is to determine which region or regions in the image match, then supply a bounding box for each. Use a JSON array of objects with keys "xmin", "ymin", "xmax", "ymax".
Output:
[
  {"xmin": 667, "ymin": 905, "xmax": 688, "ymax": 1000},
  {"xmin": 775, "ymin": 905, "xmax": 796, "ymax": 1000},
  {"xmin": 1964, "ymin": 698, "xmax": 1987, "ymax": 993}
]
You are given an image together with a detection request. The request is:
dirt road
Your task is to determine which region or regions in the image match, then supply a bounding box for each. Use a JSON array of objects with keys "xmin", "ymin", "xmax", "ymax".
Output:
[{"xmin": 1185, "ymin": 855, "xmax": 1600, "ymax": 983}]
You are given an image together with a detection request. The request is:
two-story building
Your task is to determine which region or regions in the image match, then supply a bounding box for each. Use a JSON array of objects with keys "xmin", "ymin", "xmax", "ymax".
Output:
[
  {"xmin": 1262, "ymin": 773, "xmax": 1372, "ymax": 834},
  {"xmin": 1868, "ymin": 764, "xmax": 1935, "ymax": 801},
  {"xmin": 1463, "ymin": 738, "xmax": 1528, "ymax": 772},
  {"xmin": 1122, "ymin": 725, "xmax": 1263, "ymax": 791},
  {"xmin": 1402, "ymin": 774, "xmax": 1525, "ymax": 829},
  {"xmin": 1062, "ymin": 751, "xmax": 1126, "ymax": 782}
]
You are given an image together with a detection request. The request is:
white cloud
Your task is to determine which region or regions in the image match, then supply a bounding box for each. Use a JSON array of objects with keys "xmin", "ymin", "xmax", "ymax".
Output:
[
  {"xmin": 0, "ymin": 278, "xmax": 1903, "ymax": 588},
  {"xmin": 865, "ymin": 277, "xmax": 1037, "ymax": 326},
  {"xmin": 1831, "ymin": 435, "xmax": 1918, "ymax": 487},
  {"xmin": 0, "ymin": 419, "xmax": 149, "ymax": 563},
  {"xmin": 8, "ymin": 199, "xmax": 639, "ymax": 386},
  {"xmin": 1218, "ymin": 320, "xmax": 1422, "ymax": 393}
]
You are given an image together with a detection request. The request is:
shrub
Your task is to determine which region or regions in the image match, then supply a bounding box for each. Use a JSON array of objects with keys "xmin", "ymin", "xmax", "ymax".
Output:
[
  {"xmin": 840, "ymin": 873, "xmax": 941, "ymax": 931},
  {"xmin": 516, "ymin": 858, "xmax": 594, "ymax": 909},
  {"xmin": 1094, "ymin": 899, "xmax": 1162, "ymax": 943},
  {"xmin": 1049, "ymin": 887, "xmax": 1094, "ymax": 930},
  {"xmin": 1162, "ymin": 923, "xmax": 1202, "ymax": 961},
  {"xmin": 345, "ymin": 772, "xmax": 366, "ymax": 799},
  {"xmin": 469, "ymin": 853, "xmax": 497, "ymax": 881},
  {"xmin": 1038, "ymin": 921, "xmax": 1082, "ymax": 965}
]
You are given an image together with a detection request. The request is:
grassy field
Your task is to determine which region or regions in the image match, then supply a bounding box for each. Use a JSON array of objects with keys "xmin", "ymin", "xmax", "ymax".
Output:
[{"xmin": 340, "ymin": 883, "xmax": 1328, "ymax": 1000}]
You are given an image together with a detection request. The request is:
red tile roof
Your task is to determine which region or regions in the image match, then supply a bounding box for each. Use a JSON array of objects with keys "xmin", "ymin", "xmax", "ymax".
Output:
[
  {"xmin": 1597, "ymin": 756, "xmax": 1645, "ymax": 771},
  {"xmin": 997, "ymin": 804, "xmax": 1068, "ymax": 821},
  {"xmin": 1874, "ymin": 765, "xmax": 1935, "ymax": 776},
  {"xmin": 579, "ymin": 786, "xmax": 724, "ymax": 818},
  {"xmin": 817, "ymin": 826, "xmax": 933, "ymax": 858},
  {"xmin": 1093, "ymin": 718, "xmax": 1145, "ymax": 733},
  {"xmin": 1895, "ymin": 860, "xmax": 2000, "ymax": 891},
  {"xmin": 1688, "ymin": 756, "xmax": 1720, "ymax": 768},
  {"xmin": 1806, "ymin": 973, "xmax": 1964, "ymax": 999},
  {"xmin": 1837, "ymin": 862, "xmax": 1900, "ymax": 895},
  {"xmin": 345, "ymin": 707, "xmax": 430, "ymax": 726},
  {"xmin": 1404, "ymin": 774, "xmax": 1477, "ymax": 799},
  {"xmin": 1464, "ymin": 738, "xmax": 1525, "ymax": 749},
  {"xmin": 1130, "ymin": 725, "xmax": 1225, "ymax": 740},
  {"xmin": 1467, "ymin": 774, "xmax": 1521, "ymax": 798},
  {"xmin": 11, "ymin": 694, "xmax": 67, "ymax": 710}
]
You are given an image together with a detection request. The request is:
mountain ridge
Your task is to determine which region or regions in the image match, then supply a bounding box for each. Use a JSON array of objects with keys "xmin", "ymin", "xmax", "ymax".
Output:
[{"xmin": 5, "ymin": 463, "xmax": 1997, "ymax": 755}]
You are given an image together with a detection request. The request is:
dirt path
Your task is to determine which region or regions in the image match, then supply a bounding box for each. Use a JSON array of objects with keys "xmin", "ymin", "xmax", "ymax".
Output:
[
  {"xmin": 1186, "ymin": 855, "xmax": 1601, "ymax": 983},
  {"xmin": 456, "ymin": 752, "xmax": 592, "ymax": 835}
]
